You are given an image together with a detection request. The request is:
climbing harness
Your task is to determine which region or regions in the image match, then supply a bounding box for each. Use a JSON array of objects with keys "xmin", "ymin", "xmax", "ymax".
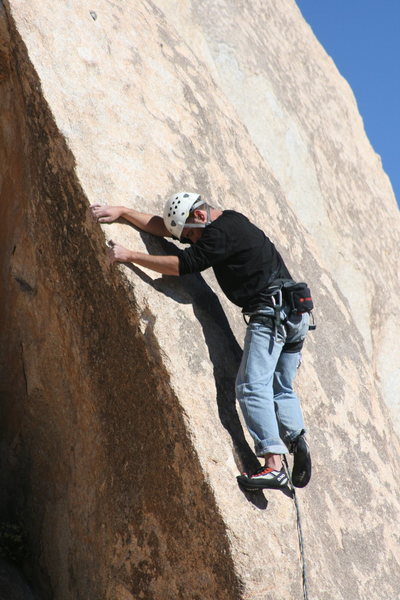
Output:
[
  {"xmin": 270, "ymin": 288, "xmax": 283, "ymax": 340},
  {"xmin": 283, "ymin": 455, "xmax": 310, "ymax": 600},
  {"xmin": 243, "ymin": 279, "xmax": 316, "ymax": 337},
  {"xmin": 268, "ymin": 279, "xmax": 315, "ymax": 329}
]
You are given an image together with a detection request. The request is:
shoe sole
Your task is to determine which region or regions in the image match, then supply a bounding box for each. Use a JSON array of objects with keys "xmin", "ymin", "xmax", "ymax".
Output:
[
  {"xmin": 237, "ymin": 474, "xmax": 288, "ymax": 491},
  {"xmin": 292, "ymin": 437, "xmax": 312, "ymax": 488}
]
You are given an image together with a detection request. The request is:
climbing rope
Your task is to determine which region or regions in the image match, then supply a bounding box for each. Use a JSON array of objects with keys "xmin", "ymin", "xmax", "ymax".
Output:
[{"xmin": 283, "ymin": 455, "xmax": 310, "ymax": 600}]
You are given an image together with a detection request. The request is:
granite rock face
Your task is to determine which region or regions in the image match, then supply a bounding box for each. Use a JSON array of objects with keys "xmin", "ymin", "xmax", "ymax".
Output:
[{"xmin": 1, "ymin": 1, "xmax": 399, "ymax": 599}]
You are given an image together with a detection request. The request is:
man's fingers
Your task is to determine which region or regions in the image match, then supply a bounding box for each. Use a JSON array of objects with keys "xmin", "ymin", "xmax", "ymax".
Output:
[{"xmin": 106, "ymin": 244, "xmax": 116, "ymax": 264}]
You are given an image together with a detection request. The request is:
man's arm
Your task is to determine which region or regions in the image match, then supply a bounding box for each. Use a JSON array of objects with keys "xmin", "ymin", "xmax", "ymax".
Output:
[
  {"xmin": 90, "ymin": 205, "xmax": 171, "ymax": 237},
  {"xmin": 108, "ymin": 241, "xmax": 179, "ymax": 275}
]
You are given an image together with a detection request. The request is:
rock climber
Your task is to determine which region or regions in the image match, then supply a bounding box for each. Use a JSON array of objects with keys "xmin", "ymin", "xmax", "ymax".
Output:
[{"xmin": 90, "ymin": 193, "xmax": 312, "ymax": 490}]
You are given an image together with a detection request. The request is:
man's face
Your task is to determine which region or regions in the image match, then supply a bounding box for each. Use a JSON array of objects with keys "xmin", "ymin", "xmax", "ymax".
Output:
[
  {"xmin": 181, "ymin": 225, "xmax": 204, "ymax": 243},
  {"xmin": 181, "ymin": 210, "xmax": 206, "ymax": 243}
]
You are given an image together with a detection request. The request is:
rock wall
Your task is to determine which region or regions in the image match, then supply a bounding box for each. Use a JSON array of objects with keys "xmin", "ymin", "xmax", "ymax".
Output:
[{"xmin": 1, "ymin": 1, "xmax": 399, "ymax": 599}]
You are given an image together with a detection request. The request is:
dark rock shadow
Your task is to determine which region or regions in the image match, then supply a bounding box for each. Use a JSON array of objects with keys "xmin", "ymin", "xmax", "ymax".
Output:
[
  {"xmin": 120, "ymin": 233, "xmax": 265, "ymax": 491},
  {"xmin": 0, "ymin": 557, "xmax": 38, "ymax": 600}
]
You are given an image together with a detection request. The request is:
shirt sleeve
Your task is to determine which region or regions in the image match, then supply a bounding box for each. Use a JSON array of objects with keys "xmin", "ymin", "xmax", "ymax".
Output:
[{"xmin": 178, "ymin": 225, "xmax": 229, "ymax": 275}]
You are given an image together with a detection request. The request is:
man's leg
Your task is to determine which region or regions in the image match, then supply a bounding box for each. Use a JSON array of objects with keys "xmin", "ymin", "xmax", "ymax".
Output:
[
  {"xmin": 236, "ymin": 318, "xmax": 289, "ymax": 489},
  {"xmin": 273, "ymin": 350, "xmax": 305, "ymax": 441},
  {"xmin": 273, "ymin": 312, "xmax": 311, "ymax": 488},
  {"xmin": 236, "ymin": 319, "xmax": 288, "ymax": 457}
]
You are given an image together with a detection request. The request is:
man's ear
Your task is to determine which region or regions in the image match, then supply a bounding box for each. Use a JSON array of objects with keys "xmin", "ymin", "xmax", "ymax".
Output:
[{"xmin": 193, "ymin": 209, "xmax": 206, "ymax": 222}]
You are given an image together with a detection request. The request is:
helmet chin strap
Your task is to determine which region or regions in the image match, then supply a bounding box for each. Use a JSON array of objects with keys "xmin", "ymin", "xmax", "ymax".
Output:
[{"xmin": 184, "ymin": 203, "xmax": 212, "ymax": 229}]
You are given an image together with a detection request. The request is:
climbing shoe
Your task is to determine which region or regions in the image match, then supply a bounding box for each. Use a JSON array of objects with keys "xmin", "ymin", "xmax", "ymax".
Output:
[
  {"xmin": 290, "ymin": 430, "xmax": 312, "ymax": 488},
  {"xmin": 237, "ymin": 466, "xmax": 288, "ymax": 491}
]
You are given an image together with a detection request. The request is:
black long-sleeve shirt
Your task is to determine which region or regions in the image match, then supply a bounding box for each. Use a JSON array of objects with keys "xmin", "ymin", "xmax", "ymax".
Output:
[{"xmin": 178, "ymin": 210, "xmax": 292, "ymax": 312}]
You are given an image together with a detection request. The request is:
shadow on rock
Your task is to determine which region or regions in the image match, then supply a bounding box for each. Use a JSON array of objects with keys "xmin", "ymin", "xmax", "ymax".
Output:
[
  {"xmin": 0, "ymin": 558, "xmax": 38, "ymax": 600},
  {"xmin": 124, "ymin": 234, "xmax": 262, "ymax": 481}
]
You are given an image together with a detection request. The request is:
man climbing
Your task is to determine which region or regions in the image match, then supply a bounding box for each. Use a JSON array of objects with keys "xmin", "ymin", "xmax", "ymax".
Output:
[{"xmin": 90, "ymin": 193, "xmax": 312, "ymax": 490}]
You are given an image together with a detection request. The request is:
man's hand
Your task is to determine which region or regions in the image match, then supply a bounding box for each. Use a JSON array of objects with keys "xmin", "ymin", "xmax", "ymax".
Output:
[
  {"xmin": 107, "ymin": 241, "xmax": 133, "ymax": 263},
  {"xmin": 90, "ymin": 204, "xmax": 170, "ymax": 237},
  {"xmin": 91, "ymin": 204, "xmax": 124, "ymax": 223},
  {"xmin": 107, "ymin": 240, "xmax": 179, "ymax": 275}
]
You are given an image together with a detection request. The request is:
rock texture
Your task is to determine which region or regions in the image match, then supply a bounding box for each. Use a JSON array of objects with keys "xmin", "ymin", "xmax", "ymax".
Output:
[{"xmin": 0, "ymin": 1, "xmax": 399, "ymax": 599}]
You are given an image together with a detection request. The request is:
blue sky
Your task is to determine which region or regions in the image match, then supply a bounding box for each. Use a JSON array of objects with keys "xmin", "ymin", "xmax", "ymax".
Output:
[{"xmin": 296, "ymin": 1, "xmax": 400, "ymax": 208}]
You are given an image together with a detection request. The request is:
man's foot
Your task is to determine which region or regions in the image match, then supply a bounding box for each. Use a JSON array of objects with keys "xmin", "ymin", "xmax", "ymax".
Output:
[
  {"xmin": 237, "ymin": 466, "xmax": 288, "ymax": 490},
  {"xmin": 290, "ymin": 430, "xmax": 311, "ymax": 488}
]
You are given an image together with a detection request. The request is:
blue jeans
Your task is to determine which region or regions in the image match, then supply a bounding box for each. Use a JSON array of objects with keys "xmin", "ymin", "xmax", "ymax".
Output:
[{"xmin": 236, "ymin": 309, "xmax": 309, "ymax": 456}]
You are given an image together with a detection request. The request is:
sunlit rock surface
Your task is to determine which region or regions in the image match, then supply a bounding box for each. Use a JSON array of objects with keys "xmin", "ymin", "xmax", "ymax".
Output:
[{"xmin": 1, "ymin": 1, "xmax": 399, "ymax": 598}]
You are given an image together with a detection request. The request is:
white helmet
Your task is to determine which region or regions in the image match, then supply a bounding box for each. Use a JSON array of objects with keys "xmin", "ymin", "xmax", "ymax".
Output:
[{"xmin": 163, "ymin": 192, "xmax": 204, "ymax": 239}]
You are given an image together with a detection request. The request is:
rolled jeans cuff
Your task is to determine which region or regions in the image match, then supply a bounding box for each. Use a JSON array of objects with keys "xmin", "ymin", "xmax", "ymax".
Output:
[{"xmin": 255, "ymin": 439, "xmax": 289, "ymax": 456}]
